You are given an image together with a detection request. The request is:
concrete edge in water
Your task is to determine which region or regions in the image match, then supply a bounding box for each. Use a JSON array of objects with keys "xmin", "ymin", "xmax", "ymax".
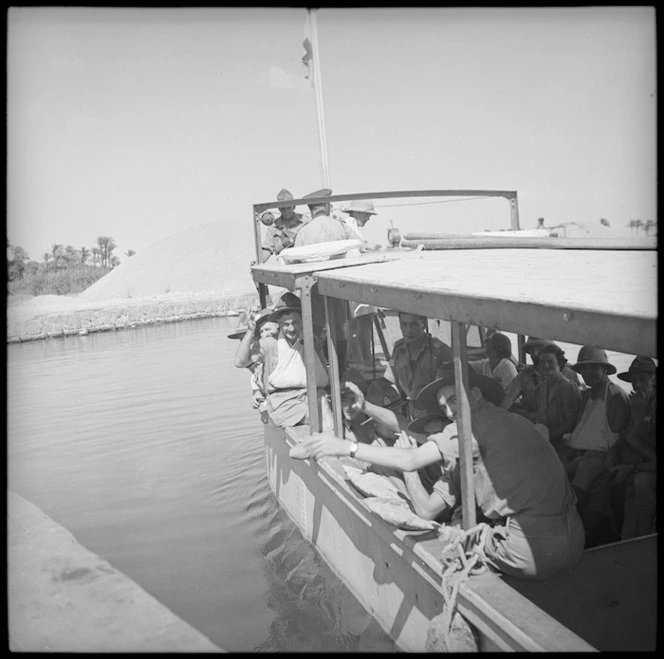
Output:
[{"xmin": 8, "ymin": 491, "xmax": 225, "ymax": 652}]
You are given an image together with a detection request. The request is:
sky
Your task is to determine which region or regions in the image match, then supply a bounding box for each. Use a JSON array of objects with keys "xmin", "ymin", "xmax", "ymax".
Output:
[{"xmin": 7, "ymin": 6, "xmax": 656, "ymax": 263}]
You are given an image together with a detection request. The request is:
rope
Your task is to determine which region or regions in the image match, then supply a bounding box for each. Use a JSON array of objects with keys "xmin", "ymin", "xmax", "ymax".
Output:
[{"xmin": 426, "ymin": 522, "xmax": 492, "ymax": 652}]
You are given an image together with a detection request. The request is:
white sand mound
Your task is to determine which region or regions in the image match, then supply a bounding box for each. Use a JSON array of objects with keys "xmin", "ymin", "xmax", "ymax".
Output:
[{"xmin": 78, "ymin": 221, "xmax": 258, "ymax": 302}]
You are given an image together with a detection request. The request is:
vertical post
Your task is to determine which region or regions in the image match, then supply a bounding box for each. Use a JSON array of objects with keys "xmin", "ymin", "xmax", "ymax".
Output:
[
  {"xmin": 308, "ymin": 9, "xmax": 331, "ymax": 188},
  {"xmin": 517, "ymin": 334, "xmax": 526, "ymax": 366},
  {"xmin": 324, "ymin": 294, "xmax": 343, "ymax": 437},
  {"xmin": 252, "ymin": 206, "xmax": 269, "ymax": 308},
  {"xmin": 300, "ymin": 278, "xmax": 321, "ymax": 432},
  {"xmin": 452, "ymin": 321, "xmax": 476, "ymax": 530},
  {"xmin": 509, "ymin": 193, "xmax": 520, "ymax": 231}
]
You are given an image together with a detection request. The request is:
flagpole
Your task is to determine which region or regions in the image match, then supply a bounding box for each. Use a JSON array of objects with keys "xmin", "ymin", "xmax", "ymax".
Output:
[{"xmin": 307, "ymin": 8, "xmax": 331, "ymax": 188}]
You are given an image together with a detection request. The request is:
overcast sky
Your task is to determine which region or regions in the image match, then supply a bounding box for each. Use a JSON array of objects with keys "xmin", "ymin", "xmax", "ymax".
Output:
[{"xmin": 7, "ymin": 7, "xmax": 656, "ymax": 262}]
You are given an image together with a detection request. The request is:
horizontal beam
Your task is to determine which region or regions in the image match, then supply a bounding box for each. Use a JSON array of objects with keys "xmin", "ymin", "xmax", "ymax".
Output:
[
  {"xmin": 401, "ymin": 236, "xmax": 657, "ymax": 251},
  {"xmin": 254, "ymin": 189, "xmax": 516, "ymax": 213},
  {"xmin": 315, "ymin": 279, "xmax": 656, "ymax": 357}
]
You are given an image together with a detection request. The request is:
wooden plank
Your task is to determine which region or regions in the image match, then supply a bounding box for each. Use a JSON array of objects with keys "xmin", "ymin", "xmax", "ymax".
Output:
[
  {"xmin": 324, "ymin": 293, "xmax": 343, "ymax": 437},
  {"xmin": 315, "ymin": 250, "xmax": 657, "ymax": 357},
  {"xmin": 401, "ymin": 236, "xmax": 657, "ymax": 250},
  {"xmin": 299, "ymin": 279, "xmax": 320, "ymax": 432},
  {"xmin": 452, "ymin": 322, "xmax": 476, "ymax": 530}
]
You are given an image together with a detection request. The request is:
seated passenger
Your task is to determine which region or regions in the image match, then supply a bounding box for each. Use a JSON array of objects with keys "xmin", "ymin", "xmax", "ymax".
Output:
[
  {"xmin": 559, "ymin": 346, "xmax": 631, "ymax": 508},
  {"xmin": 382, "ymin": 312, "xmax": 453, "ymax": 419},
  {"xmin": 293, "ymin": 365, "xmax": 584, "ymax": 580},
  {"xmin": 503, "ymin": 336, "xmax": 582, "ymax": 416},
  {"xmin": 257, "ymin": 293, "xmax": 334, "ymax": 430},
  {"xmin": 526, "ymin": 343, "xmax": 581, "ymax": 443},
  {"xmin": 469, "ymin": 332, "xmax": 518, "ymax": 390}
]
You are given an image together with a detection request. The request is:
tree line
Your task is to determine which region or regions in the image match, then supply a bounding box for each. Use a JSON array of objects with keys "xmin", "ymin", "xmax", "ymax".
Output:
[
  {"xmin": 626, "ymin": 219, "xmax": 656, "ymax": 235},
  {"xmin": 7, "ymin": 235, "xmax": 136, "ymax": 296}
]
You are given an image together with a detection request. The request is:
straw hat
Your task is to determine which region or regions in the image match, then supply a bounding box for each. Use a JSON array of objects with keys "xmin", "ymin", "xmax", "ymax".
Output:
[
  {"xmin": 617, "ymin": 356, "xmax": 657, "ymax": 382},
  {"xmin": 267, "ymin": 291, "xmax": 302, "ymax": 323},
  {"xmin": 571, "ymin": 345, "xmax": 617, "ymax": 375},
  {"xmin": 344, "ymin": 199, "xmax": 377, "ymax": 215},
  {"xmin": 415, "ymin": 366, "xmax": 504, "ymax": 411}
]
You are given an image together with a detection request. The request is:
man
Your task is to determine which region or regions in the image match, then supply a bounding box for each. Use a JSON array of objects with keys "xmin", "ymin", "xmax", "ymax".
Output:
[
  {"xmin": 293, "ymin": 188, "xmax": 355, "ymax": 247},
  {"xmin": 292, "ymin": 365, "xmax": 584, "ymax": 580},
  {"xmin": 383, "ymin": 312, "xmax": 453, "ymax": 419},
  {"xmin": 292, "ymin": 188, "xmax": 355, "ymax": 368},
  {"xmin": 469, "ymin": 332, "xmax": 518, "ymax": 390},
  {"xmin": 341, "ymin": 199, "xmax": 378, "ymax": 241},
  {"xmin": 257, "ymin": 292, "xmax": 333, "ymax": 429},
  {"xmin": 560, "ymin": 345, "xmax": 631, "ymax": 508},
  {"xmin": 262, "ymin": 189, "xmax": 308, "ymax": 256}
]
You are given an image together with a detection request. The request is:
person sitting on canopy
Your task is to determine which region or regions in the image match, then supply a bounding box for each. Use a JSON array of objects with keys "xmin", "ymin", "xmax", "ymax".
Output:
[{"xmin": 292, "ymin": 365, "xmax": 585, "ymax": 580}]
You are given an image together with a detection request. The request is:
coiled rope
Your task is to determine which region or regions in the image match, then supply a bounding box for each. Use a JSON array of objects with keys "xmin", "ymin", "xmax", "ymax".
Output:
[{"xmin": 426, "ymin": 522, "xmax": 493, "ymax": 653}]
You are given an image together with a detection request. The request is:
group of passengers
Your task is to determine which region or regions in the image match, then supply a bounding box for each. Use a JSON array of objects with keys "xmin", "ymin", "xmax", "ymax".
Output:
[{"xmin": 231, "ymin": 188, "xmax": 656, "ymax": 583}]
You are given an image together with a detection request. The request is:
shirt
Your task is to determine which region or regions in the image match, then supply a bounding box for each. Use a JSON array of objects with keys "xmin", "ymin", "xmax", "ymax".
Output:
[
  {"xmin": 384, "ymin": 334, "xmax": 453, "ymax": 402},
  {"xmin": 263, "ymin": 214, "xmax": 307, "ymax": 254},
  {"xmin": 429, "ymin": 399, "xmax": 574, "ymax": 520},
  {"xmin": 294, "ymin": 213, "xmax": 355, "ymax": 247},
  {"xmin": 469, "ymin": 357, "xmax": 518, "ymax": 390},
  {"xmin": 577, "ymin": 378, "xmax": 631, "ymax": 435},
  {"xmin": 532, "ymin": 372, "xmax": 581, "ymax": 440}
]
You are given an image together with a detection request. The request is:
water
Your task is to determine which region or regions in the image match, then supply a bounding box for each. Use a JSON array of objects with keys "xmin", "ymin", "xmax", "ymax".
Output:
[{"xmin": 7, "ymin": 318, "xmax": 396, "ymax": 652}]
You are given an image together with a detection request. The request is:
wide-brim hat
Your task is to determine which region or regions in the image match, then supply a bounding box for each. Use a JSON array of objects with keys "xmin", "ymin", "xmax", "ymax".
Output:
[
  {"xmin": 344, "ymin": 199, "xmax": 377, "ymax": 215},
  {"xmin": 302, "ymin": 188, "xmax": 333, "ymax": 204},
  {"xmin": 365, "ymin": 378, "xmax": 406, "ymax": 413},
  {"xmin": 617, "ymin": 355, "xmax": 657, "ymax": 382},
  {"xmin": 415, "ymin": 366, "xmax": 504, "ymax": 411},
  {"xmin": 407, "ymin": 412, "xmax": 451, "ymax": 435},
  {"xmin": 227, "ymin": 310, "xmax": 250, "ymax": 340},
  {"xmin": 267, "ymin": 291, "xmax": 302, "ymax": 323},
  {"xmin": 522, "ymin": 336, "xmax": 549, "ymax": 352},
  {"xmin": 227, "ymin": 308, "xmax": 273, "ymax": 340},
  {"xmin": 571, "ymin": 345, "xmax": 616, "ymax": 375},
  {"xmin": 277, "ymin": 189, "xmax": 294, "ymax": 202}
]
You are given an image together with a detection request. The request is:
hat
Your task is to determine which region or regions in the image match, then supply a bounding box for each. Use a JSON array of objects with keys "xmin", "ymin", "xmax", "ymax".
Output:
[
  {"xmin": 267, "ymin": 291, "xmax": 302, "ymax": 323},
  {"xmin": 344, "ymin": 199, "xmax": 377, "ymax": 215},
  {"xmin": 485, "ymin": 332, "xmax": 512, "ymax": 358},
  {"xmin": 617, "ymin": 356, "xmax": 657, "ymax": 382},
  {"xmin": 259, "ymin": 208, "xmax": 281, "ymax": 226},
  {"xmin": 365, "ymin": 378, "xmax": 406, "ymax": 412},
  {"xmin": 415, "ymin": 366, "xmax": 504, "ymax": 411},
  {"xmin": 302, "ymin": 188, "xmax": 333, "ymax": 204},
  {"xmin": 227, "ymin": 308, "xmax": 273, "ymax": 340},
  {"xmin": 571, "ymin": 345, "xmax": 617, "ymax": 375},
  {"xmin": 522, "ymin": 336, "xmax": 549, "ymax": 353},
  {"xmin": 407, "ymin": 412, "xmax": 451, "ymax": 435},
  {"xmin": 277, "ymin": 189, "xmax": 294, "ymax": 202}
]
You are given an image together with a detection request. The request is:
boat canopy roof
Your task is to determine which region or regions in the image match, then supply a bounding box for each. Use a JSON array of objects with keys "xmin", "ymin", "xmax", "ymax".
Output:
[{"xmin": 253, "ymin": 248, "xmax": 656, "ymax": 357}]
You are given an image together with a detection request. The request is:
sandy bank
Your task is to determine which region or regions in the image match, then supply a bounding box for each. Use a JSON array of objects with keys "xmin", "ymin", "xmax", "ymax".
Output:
[
  {"xmin": 8, "ymin": 491, "xmax": 223, "ymax": 652},
  {"xmin": 7, "ymin": 290, "xmax": 258, "ymax": 343}
]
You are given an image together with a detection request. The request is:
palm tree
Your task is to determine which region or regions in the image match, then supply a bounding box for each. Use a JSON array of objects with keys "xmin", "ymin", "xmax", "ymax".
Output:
[
  {"xmin": 63, "ymin": 245, "xmax": 79, "ymax": 267},
  {"xmin": 43, "ymin": 252, "xmax": 52, "ymax": 270},
  {"xmin": 50, "ymin": 243, "xmax": 63, "ymax": 269},
  {"xmin": 644, "ymin": 219, "xmax": 656, "ymax": 236},
  {"xmin": 91, "ymin": 247, "xmax": 101, "ymax": 267},
  {"xmin": 96, "ymin": 236, "xmax": 117, "ymax": 268},
  {"xmin": 110, "ymin": 255, "xmax": 121, "ymax": 268},
  {"xmin": 124, "ymin": 249, "xmax": 136, "ymax": 258},
  {"xmin": 626, "ymin": 220, "xmax": 636, "ymax": 234},
  {"xmin": 80, "ymin": 246, "xmax": 90, "ymax": 265},
  {"xmin": 635, "ymin": 219, "xmax": 644, "ymax": 235}
]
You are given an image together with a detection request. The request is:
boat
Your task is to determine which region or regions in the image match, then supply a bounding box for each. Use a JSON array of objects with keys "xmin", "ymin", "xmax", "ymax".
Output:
[{"xmin": 248, "ymin": 189, "xmax": 657, "ymax": 652}]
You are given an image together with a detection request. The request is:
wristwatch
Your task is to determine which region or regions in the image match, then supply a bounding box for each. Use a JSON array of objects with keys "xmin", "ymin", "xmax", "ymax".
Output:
[{"xmin": 349, "ymin": 442, "xmax": 359, "ymax": 458}]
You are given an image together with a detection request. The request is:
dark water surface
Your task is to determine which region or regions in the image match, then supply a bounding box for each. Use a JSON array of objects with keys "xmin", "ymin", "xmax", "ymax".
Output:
[{"xmin": 7, "ymin": 318, "xmax": 396, "ymax": 652}]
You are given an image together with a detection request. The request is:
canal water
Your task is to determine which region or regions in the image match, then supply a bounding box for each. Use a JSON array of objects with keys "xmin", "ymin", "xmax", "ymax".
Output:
[
  {"xmin": 7, "ymin": 316, "xmax": 640, "ymax": 652},
  {"xmin": 7, "ymin": 317, "xmax": 396, "ymax": 652}
]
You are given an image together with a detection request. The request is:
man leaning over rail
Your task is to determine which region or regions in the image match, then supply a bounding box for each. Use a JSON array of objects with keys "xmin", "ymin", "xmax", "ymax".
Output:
[{"xmin": 291, "ymin": 366, "xmax": 585, "ymax": 580}]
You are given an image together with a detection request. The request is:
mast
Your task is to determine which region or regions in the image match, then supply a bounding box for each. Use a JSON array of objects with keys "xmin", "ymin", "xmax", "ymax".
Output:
[{"xmin": 306, "ymin": 8, "xmax": 331, "ymax": 188}]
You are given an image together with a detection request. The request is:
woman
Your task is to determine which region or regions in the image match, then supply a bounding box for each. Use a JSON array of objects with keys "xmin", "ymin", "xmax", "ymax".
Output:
[
  {"xmin": 469, "ymin": 332, "xmax": 517, "ymax": 390},
  {"xmin": 528, "ymin": 343, "xmax": 582, "ymax": 445}
]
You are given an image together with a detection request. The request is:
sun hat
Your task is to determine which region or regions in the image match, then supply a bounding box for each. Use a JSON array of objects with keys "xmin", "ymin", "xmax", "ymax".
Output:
[
  {"xmin": 344, "ymin": 199, "xmax": 377, "ymax": 215},
  {"xmin": 617, "ymin": 355, "xmax": 657, "ymax": 382},
  {"xmin": 277, "ymin": 189, "xmax": 294, "ymax": 202},
  {"xmin": 407, "ymin": 412, "xmax": 451, "ymax": 435},
  {"xmin": 571, "ymin": 345, "xmax": 617, "ymax": 375},
  {"xmin": 522, "ymin": 336, "xmax": 549, "ymax": 353},
  {"xmin": 365, "ymin": 378, "xmax": 406, "ymax": 412},
  {"xmin": 415, "ymin": 365, "xmax": 505, "ymax": 411},
  {"xmin": 267, "ymin": 292, "xmax": 302, "ymax": 323},
  {"xmin": 227, "ymin": 308, "xmax": 273, "ymax": 340}
]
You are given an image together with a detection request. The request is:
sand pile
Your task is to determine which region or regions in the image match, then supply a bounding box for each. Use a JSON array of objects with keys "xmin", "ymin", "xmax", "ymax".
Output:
[{"xmin": 79, "ymin": 221, "xmax": 258, "ymax": 301}]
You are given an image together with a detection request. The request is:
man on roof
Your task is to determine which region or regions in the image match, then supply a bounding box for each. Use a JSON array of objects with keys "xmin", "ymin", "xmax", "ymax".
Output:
[
  {"xmin": 261, "ymin": 189, "xmax": 309, "ymax": 257},
  {"xmin": 292, "ymin": 365, "xmax": 585, "ymax": 580},
  {"xmin": 293, "ymin": 188, "xmax": 356, "ymax": 247}
]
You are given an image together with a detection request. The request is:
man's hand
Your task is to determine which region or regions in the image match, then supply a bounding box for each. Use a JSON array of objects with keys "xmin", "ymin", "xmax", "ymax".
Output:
[
  {"xmin": 344, "ymin": 381, "xmax": 366, "ymax": 414},
  {"xmin": 395, "ymin": 430, "xmax": 417, "ymax": 450}
]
